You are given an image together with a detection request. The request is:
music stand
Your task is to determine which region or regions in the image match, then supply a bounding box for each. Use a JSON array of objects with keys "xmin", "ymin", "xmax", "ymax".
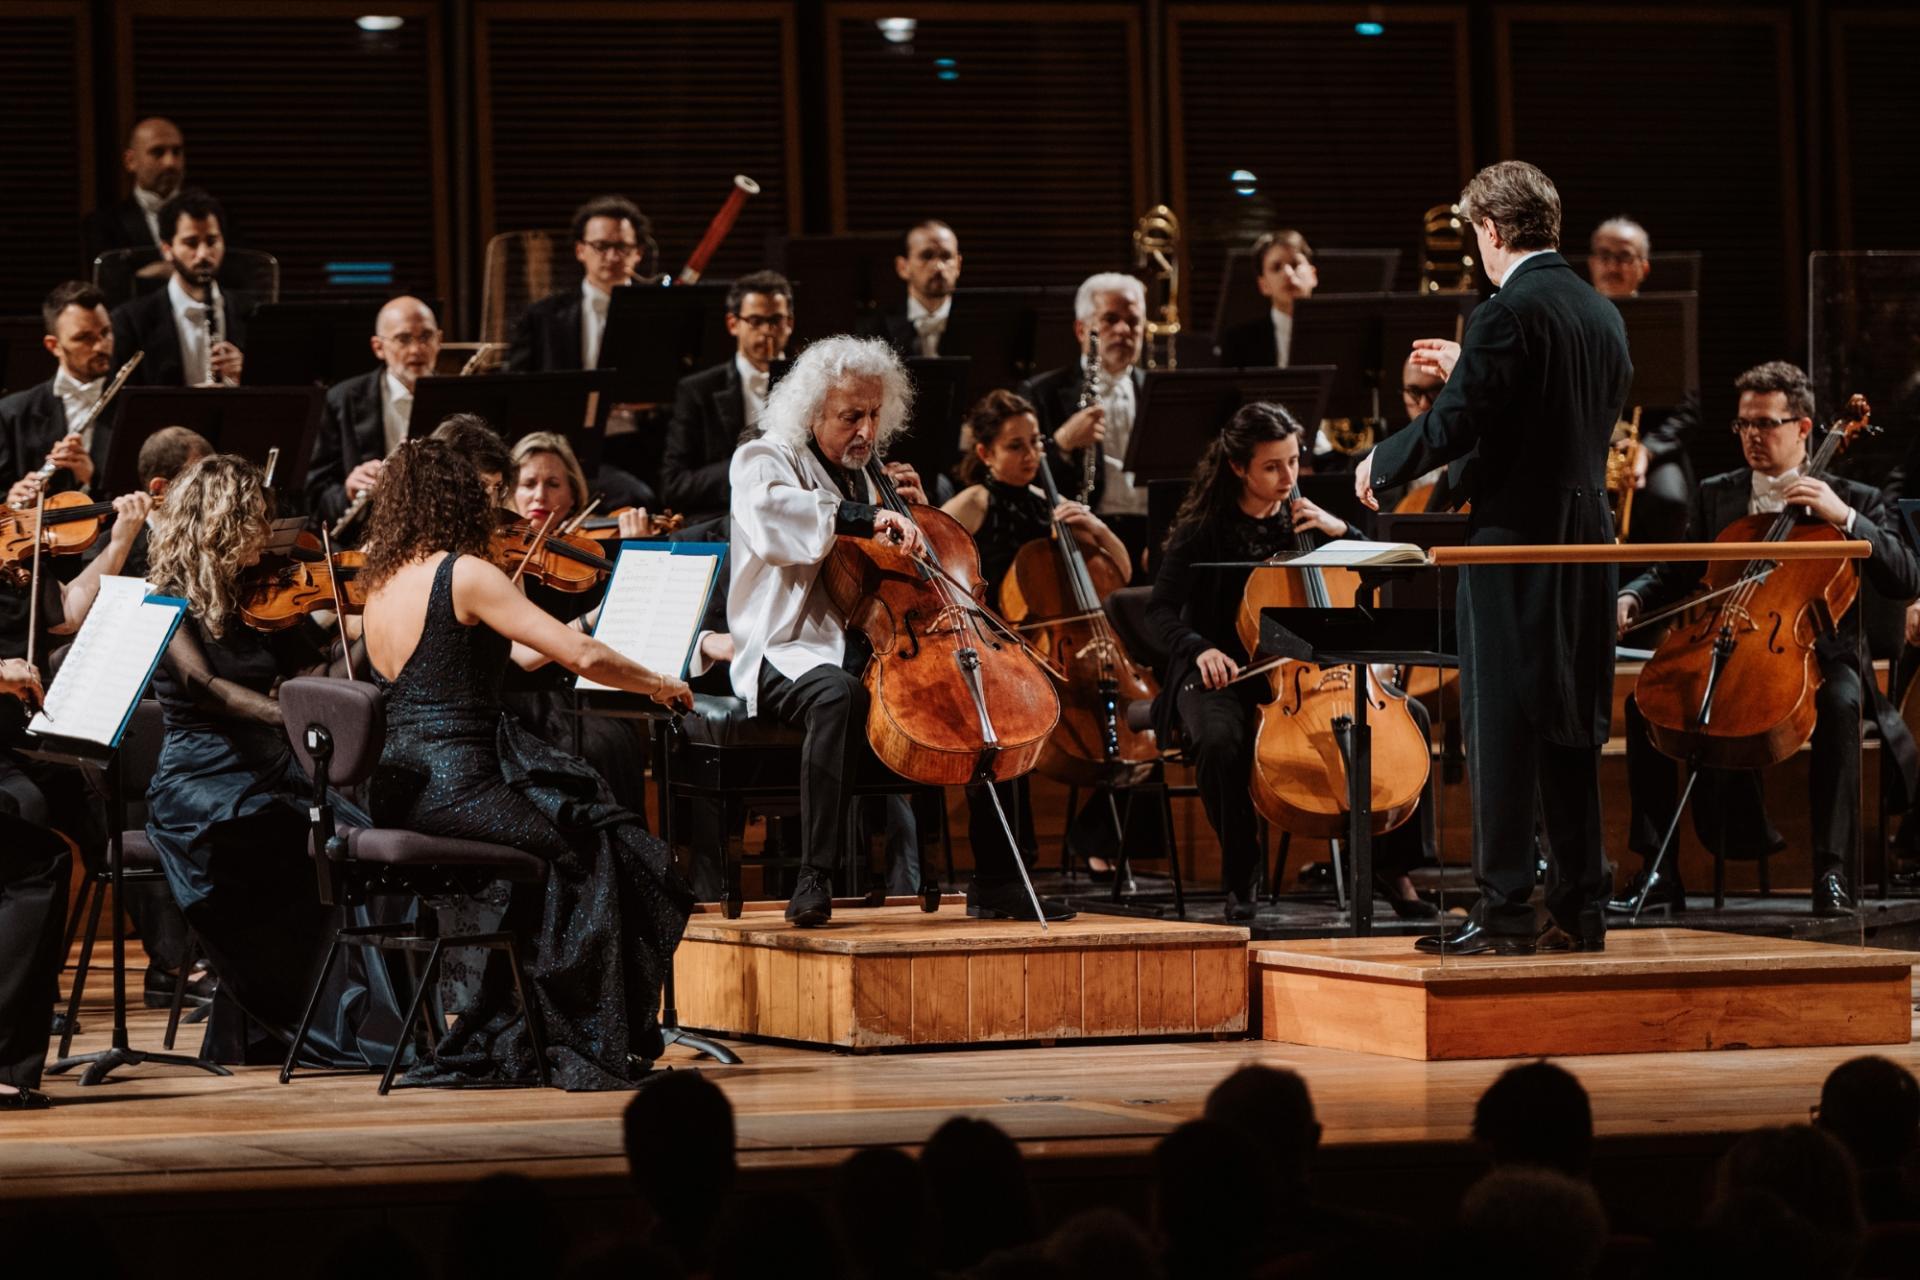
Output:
[
  {"xmin": 892, "ymin": 357, "xmax": 971, "ymax": 484},
  {"xmin": 408, "ymin": 369, "xmax": 617, "ymax": 473},
  {"xmin": 1125, "ymin": 366, "xmax": 1336, "ymax": 481},
  {"xmin": 103, "ymin": 386, "xmax": 322, "ymax": 501},
  {"xmin": 242, "ymin": 300, "xmax": 383, "ymax": 388},
  {"xmin": 1258, "ymin": 601, "xmax": 1457, "ymax": 936},
  {"xmin": 940, "ymin": 287, "xmax": 1046, "ymax": 403},
  {"xmin": 597, "ymin": 283, "xmax": 737, "ymax": 406},
  {"xmin": 1208, "ymin": 247, "xmax": 1403, "ymax": 339},
  {"xmin": 1612, "ymin": 292, "xmax": 1700, "ymax": 406},
  {"xmin": 770, "ymin": 233, "xmax": 901, "ymax": 346}
]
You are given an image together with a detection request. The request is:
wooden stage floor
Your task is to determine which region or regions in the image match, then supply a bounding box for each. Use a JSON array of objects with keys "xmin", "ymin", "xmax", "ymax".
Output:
[{"xmin": 7, "ymin": 942, "xmax": 1920, "ymax": 1242}]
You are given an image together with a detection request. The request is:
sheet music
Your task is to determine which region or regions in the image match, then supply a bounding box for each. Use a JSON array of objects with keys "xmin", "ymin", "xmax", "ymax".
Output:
[
  {"xmin": 576, "ymin": 546, "xmax": 719, "ymax": 691},
  {"xmin": 28, "ymin": 576, "xmax": 180, "ymax": 747},
  {"xmin": 1274, "ymin": 540, "xmax": 1429, "ymax": 568}
]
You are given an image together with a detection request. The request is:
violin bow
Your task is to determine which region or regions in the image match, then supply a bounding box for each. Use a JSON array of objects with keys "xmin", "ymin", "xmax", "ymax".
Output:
[
  {"xmin": 320, "ymin": 523, "xmax": 355, "ymax": 682},
  {"xmin": 510, "ymin": 511, "xmax": 560, "ymax": 586},
  {"xmin": 901, "ymin": 541, "xmax": 1070, "ymax": 682},
  {"xmin": 23, "ymin": 485, "xmax": 47, "ymax": 680}
]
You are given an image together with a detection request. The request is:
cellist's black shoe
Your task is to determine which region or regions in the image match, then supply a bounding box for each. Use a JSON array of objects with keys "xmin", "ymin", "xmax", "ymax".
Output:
[
  {"xmin": 1375, "ymin": 875, "xmax": 1440, "ymax": 920},
  {"xmin": 0, "ymin": 1087, "xmax": 53, "ymax": 1111},
  {"xmin": 1812, "ymin": 872, "xmax": 1855, "ymax": 918},
  {"xmin": 1606, "ymin": 866, "xmax": 1686, "ymax": 916},
  {"xmin": 966, "ymin": 877, "xmax": 1075, "ymax": 922},
  {"xmin": 1222, "ymin": 891, "xmax": 1260, "ymax": 924},
  {"xmin": 1413, "ymin": 917, "xmax": 1534, "ymax": 956},
  {"xmin": 785, "ymin": 868, "xmax": 832, "ymax": 928}
]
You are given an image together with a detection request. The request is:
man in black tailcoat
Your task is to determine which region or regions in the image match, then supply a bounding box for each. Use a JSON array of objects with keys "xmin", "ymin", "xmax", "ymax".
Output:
[
  {"xmin": 660, "ymin": 271, "xmax": 793, "ymax": 523},
  {"xmin": 1357, "ymin": 161, "xmax": 1632, "ymax": 955}
]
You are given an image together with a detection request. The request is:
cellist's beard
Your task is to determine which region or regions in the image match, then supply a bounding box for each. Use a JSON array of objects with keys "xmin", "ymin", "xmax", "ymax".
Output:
[{"xmin": 839, "ymin": 444, "xmax": 871, "ymax": 469}]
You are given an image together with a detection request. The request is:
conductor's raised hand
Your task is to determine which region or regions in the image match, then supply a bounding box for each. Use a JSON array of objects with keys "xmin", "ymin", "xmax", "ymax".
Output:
[
  {"xmin": 1353, "ymin": 452, "xmax": 1380, "ymax": 512},
  {"xmin": 873, "ymin": 507, "xmax": 925, "ymax": 558},
  {"xmin": 1408, "ymin": 338, "xmax": 1461, "ymax": 383},
  {"xmin": 883, "ymin": 460, "xmax": 926, "ymax": 506}
]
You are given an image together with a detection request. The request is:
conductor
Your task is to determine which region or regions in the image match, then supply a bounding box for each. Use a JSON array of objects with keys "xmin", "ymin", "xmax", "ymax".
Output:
[{"xmin": 1356, "ymin": 161, "xmax": 1632, "ymax": 955}]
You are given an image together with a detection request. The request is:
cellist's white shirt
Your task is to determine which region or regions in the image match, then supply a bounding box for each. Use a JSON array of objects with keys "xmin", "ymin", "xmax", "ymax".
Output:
[{"xmin": 726, "ymin": 436, "xmax": 875, "ymax": 715}]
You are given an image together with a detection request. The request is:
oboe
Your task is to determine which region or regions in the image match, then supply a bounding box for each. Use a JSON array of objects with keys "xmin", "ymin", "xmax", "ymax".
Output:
[
  {"xmin": 1075, "ymin": 325, "xmax": 1100, "ymax": 503},
  {"xmin": 203, "ymin": 271, "xmax": 234, "ymax": 386}
]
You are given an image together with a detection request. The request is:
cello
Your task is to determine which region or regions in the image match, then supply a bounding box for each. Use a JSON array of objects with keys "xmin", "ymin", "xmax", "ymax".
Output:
[
  {"xmin": 997, "ymin": 457, "xmax": 1158, "ymax": 787},
  {"xmin": 1239, "ymin": 501, "xmax": 1430, "ymax": 838},
  {"xmin": 823, "ymin": 460, "xmax": 1060, "ymax": 787},
  {"xmin": 1633, "ymin": 395, "xmax": 1876, "ymax": 770}
]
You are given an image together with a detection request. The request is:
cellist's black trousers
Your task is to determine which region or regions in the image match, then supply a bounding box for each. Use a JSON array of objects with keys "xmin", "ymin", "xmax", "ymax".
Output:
[
  {"xmin": 1177, "ymin": 681, "xmax": 1265, "ymax": 893},
  {"xmin": 1624, "ymin": 657, "xmax": 1860, "ymax": 882},
  {"xmin": 759, "ymin": 661, "xmax": 870, "ymax": 878}
]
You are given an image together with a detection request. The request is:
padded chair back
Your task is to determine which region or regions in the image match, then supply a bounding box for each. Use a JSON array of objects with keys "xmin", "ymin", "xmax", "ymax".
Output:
[{"xmin": 280, "ymin": 677, "xmax": 385, "ymax": 786}]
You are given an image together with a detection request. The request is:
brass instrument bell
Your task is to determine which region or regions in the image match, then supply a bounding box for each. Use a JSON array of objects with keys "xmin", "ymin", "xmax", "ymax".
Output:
[
  {"xmin": 1133, "ymin": 205, "xmax": 1182, "ymax": 370},
  {"xmin": 1419, "ymin": 203, "xmax": 1476, "ymax": 295}
]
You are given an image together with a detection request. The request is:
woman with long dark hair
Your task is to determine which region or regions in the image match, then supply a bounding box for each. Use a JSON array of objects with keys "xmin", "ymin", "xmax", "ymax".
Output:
[
  {"xmin": 1148, "ymin": 402, "xmax": 1435, "ymax": 921},
  {"xmin": 357, "ymin": 438, "xmax": 693, "ymax": 1089}
]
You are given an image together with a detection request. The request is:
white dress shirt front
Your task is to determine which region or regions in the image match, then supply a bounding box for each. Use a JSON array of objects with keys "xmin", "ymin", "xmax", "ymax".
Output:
[
  {"xmin": 1089, "ymin": 360, "xmax": 1147, "ymax": 517},
  {"xmin": 907, "ymin": 295, "xmax": 952, "ymax": 357},
  {"xmin": 736, "ymin": 353, "xmax": 772, "ymax": 432},
  {"xmin": 1269, "ymin": 307, "xmax": 1294, "ymax": 368},
  {"xmin": 133, "ymin": 186, "xmax": 166, "ymax": 247},
  {"xmin": 381, "ymin": 371, "xmax": 414, "ymax": 456},
  {"xmin": 581, "ymin": 282, "xmax": 612, "ymax": 370},
  {"xmin": 167, "ymin": 274, "xmax": 214, "ymax": 386},
  {"xmin": 51, "ymin": 367, "xmax": 104, "ymax": 461}
]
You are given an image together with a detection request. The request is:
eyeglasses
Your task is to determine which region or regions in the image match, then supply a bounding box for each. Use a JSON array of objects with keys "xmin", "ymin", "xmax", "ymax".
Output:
[
  {"xmin": 584, "ymin": 241, "xmax": 640, "ymax": 258},
  {"xmin": 1730, "ymin": 416, "xmax": 1802, "ymax": 436},
  {"xmin": 735, "ymin": 313, "xmax": 792, "ymax": 330},
  {"xmin": 381, "ymin": 329, "xmax": 439, "ymax": 349},
  {"xmin": 1402, "ymin": 385, "xmax": 1439, "ymax": 401},
  {"xmin": 1590, "ymin": 249, "xmax": 1646, "ymax": 267}
]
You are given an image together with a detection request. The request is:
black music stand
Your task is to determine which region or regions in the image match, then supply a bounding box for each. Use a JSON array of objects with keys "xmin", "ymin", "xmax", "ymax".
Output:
[
  {"xmin": 243, "ymin": 300, "xmax": 383, "ymax": 388},
  {"xmin": 770, "ymin": 233, "xmax": 901, "ymax": 346},
  {"xmin": 940, "ymin": 287, "xmax": 1046, "ymax": 403},
  {"xmin": 103, "ymin": 386, "xmax": 322, "ymax": 500},
  {"xmin": 1126, "ymin": 367, "xmax": 1336, "ymax": 481},
  {"xmin": 597, "ymin": 283, "xmax": 737, "ymax": 406},
  {"xmin": 892, "ymin": 357, "xmax": 971, "ymax": 484},
  {"xmin": 1612, "ymin": 292, "xmax": 1700, "ymax": 406},
  {"xmin": 1284, "ymin": 293, "xmax": 1479, "ymax": 423},
  {"xmin": 408, "ymin": 369, "xmax": 617, "ymax": 472},
  {"xmin": 1208, "ymin": 247, "xmax": 1403, "ymax": 338},
  {"xmin": 1257, "ymin": 601, "xmax": 1457, "ymax": 936}
]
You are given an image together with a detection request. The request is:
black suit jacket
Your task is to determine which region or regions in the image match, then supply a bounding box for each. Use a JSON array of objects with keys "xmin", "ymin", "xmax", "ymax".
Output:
[
  {"xmin": 662, "ymin": 360, "xmax": 748, "ymax": 519},
  {"xmin": 81, "ymin": 197, "xmax": 158, "ymax": 264},
  {"xmin": 1217, "ymin": 316, "xmax": 1279, "ymax": 369},
  {"xmin": 855, "ymin": 307, "xmax": 920, "ymax": 361},
  {"xmin": 307, "ymin": 368, "xmax": 387, "ymax": 521},
  {"xmin": 0, "ymin": 379, "xmax": 114, "ymax": 494},
  {"xmin": 1622, "ymin": 469, "xmax": 1920, "ymax": 655},
  {"xmin": 1369, "ymin": 252, "xmax": 1632, "ymax": 747},
  {"xmin": 109, "ymin": 284, "xmax": 252, "ymax": 388},
  {"xmin": 1018, "ymin": 361, "xmax": 1146, "ymax": 510},
  {"xmin": 507, "ymin": 291, "xmax": 584, "ymax": 372}
]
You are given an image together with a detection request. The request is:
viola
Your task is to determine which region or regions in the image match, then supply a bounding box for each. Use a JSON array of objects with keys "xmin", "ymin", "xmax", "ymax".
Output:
[
  {"xmin": 1634, "ymin": 395, "xmax": 1876, "ymax": 770},
  {"xmin": 997, "ymin": 469, "xmax": 1158, "ymax": 787},
  {"xmin": 240, "ymin": 532, "xmax": 367, "ymax": 631},
  {"xmin": 823, "ymin": 461, "xmax": 1059, "ymax": 786},
  {"xmin": 0, "ymin": 491, "xmax": 118, "ymax": 584},
  {"xmin": 1239, "ymin": 501, "xmax": 1429, "ymax": 838},
  {"xmin": 571, "ymin": 507, "xmax": 687, "ymax": 541},
  {"xmin": 488, "ymin": 513, "xmax": 613, "ymax": 593}
]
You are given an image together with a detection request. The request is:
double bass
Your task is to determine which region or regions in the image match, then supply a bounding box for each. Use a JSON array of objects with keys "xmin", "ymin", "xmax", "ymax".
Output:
[
  {"xmin": 823, "ymin": 461, "xmax": 1060, "ymax": 786},
  {"xmin": 997, "ymin": 458, "xmax": 1158, "ymax": 787},
  {"xmin": 1634, "ymin": 396, "xmax": 1876, "ymax": 770},
  {"xmin": 1239, "ymin": 502, "xmax": 1429, "ymax": 837}
]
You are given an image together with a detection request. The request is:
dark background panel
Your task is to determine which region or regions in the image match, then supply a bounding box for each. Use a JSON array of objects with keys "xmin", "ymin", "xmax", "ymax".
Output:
[
  {"xmin": 0, "ymin": 2, "xmax": 92, "ymax": 311},
  {"xmin": 1831, "ymin": 12, "xmax": 1920, "ymax": 253},
  {"xmin": 829, "ymin": 4, "xmax": 1145, "ymax": 289}
]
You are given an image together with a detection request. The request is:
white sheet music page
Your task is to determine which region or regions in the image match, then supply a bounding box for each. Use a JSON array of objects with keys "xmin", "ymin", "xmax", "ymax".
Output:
[
  {"xmin": 1275, "ymin": 540, "xmax": 1429, "ymax": 568},
  {"xmin": 28, "ymin": 575, "xmax": 175, "ymax": 746},
  {"xmin": 577, "ymin": 547, "xmax": 718, "ymax": 691}
]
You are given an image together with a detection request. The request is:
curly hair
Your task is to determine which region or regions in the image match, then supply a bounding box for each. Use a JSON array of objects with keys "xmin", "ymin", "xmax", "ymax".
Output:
[
  {"xmin": 146, "ymin": 454, "xmax": 270, "ymax": 638},
  {"xmin": 1734, "ymin": 360, "xmax": 1816, "ymax": 422},
  {"xmin": 360, "ymin": 438, "xmax": 496, "ymax": 589},
  {"xmin": 958, "ymin": 389, "xmax": 1039, "ymax": 485},
  {"xmin": 1168, "ymin": 401, "xmax": 1305, "ymax": 545},
  {"xmin": 759, "ymin": 335, "xmax": 913, "ymax": 454}
]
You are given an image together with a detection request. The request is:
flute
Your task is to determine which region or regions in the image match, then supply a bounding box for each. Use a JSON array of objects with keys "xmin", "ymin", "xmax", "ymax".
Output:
[{"xmin": 16, "ymin": 351, "xmax": 143, "ymax": 506}]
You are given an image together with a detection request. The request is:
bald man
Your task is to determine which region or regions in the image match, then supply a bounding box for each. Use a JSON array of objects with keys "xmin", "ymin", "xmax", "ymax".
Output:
[
  {"xmin": 82, "ymin": 117, "xmax": 187, "ymax": 267},
  {"xmin": 305, "ymin": 295, "xmax": 442, "ymax": 523}
]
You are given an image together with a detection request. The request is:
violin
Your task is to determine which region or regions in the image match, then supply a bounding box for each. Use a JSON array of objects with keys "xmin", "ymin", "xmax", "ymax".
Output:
[
  {"xmin": 998, "ymin": 466, "xmax": 1158, "ymax": 787},
  {"xmin": 240, "ymin": 532, "xmax": 367, "ymax": 631},
  {"xmin": 1239, "ymin": 499, "xmax": 1429, "ymax": 838},
  {"xmin": 569, "ymin": 506, "xmax": 687, "ymax": 541},
  {"xmin": 488, "ymin": 513, "xmax": 613, "ymax": 592},
  {"xmin": 0, "ymin": 491, "xmax": 120, "ymax": 584},
  {"xmin": 823, "ymin": 460, "xmax": 1059, "ymax": 786},
  {"xmin": 1634, "ymin": 395, "xmax": 1876, "ymax": 770}
]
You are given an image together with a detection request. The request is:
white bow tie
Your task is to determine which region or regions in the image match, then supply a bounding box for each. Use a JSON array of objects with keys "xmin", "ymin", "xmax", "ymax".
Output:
[
  {"xmin": 746, "ymin": 371, "xmax": 769, "ymax": 399},
  {"xmin": 913, "ymin": 312, "xmax": 945, "ymax": 334}
]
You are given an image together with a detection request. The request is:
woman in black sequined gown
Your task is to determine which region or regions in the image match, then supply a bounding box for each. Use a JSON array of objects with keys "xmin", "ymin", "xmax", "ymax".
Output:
[{"xmin": 357, "ymin": 440, "xmax": 694, "ymax": 1090}]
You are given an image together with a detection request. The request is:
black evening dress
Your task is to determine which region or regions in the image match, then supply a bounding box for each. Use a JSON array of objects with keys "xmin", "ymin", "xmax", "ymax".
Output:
[
  {"xmin": 369, "ymin": 553, "xmax": 693, "ymax": 1091},
  {"xmin": 147, "ymin": 617, "xmax": 408, "ymax": 1066}
]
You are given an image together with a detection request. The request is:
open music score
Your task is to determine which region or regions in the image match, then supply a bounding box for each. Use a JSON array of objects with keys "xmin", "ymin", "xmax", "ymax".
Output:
[
  {"xmin": 28, "ymin": 576, "xmax": 185, "ymax": 749},
  {"xmin": 575, "ymin": 541, "xmax": 727, "ymax": 690}
]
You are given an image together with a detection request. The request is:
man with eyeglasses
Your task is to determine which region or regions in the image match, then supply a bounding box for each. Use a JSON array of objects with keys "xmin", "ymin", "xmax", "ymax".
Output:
[
  {"xmin": 661, "ymin": 271, "xmax": 794, "ymax": 522},
  {"xmin": 305, "ymin": 295, "xmax": 442, "ymax": 524},
  {"xmin": 508, "ymin": 195, "xmax": 653, "ymax": 373},
  {"xmin": 858, "ymin": 220, "xmax": 962, "ymax": 360},
  {"xmin": 1612, "ymin": 361, "xmax": 1920, "ymax": 917}
]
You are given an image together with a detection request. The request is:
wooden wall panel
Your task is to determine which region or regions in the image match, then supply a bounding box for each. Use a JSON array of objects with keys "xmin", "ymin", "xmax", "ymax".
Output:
[
  {"xmin": 826, "ymin": 3, "xmax": 1146, "ymax": 289},
  {"xmin": 118, "ymin": 1, "xmax": 448, "ymax": 304},
  {"xmin": 1170, "ymin": 5, "xmax": 1471, "ymax": 324},
  {"xmin": 1831, "ymin": 11, "xmax": 1920, "ymax": 252},
  {"xmin": 1499, "ymin": 6, "xmax": 1799, "ymax": 457},
  {"xmin": 0, "ymin": 2, "xmax": 93, "ymax": 310},
  {"xmin": 476, "ymin": 2, "xmax": 800, "ymax": 284}
]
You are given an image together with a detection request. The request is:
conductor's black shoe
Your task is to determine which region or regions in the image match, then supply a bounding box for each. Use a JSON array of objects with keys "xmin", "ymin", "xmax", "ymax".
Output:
[
  {"xmin": 966, "ymin": 878, "xmax": 1076, "ymax": 922},
  {"xmin": 785, "ymin": 868, "xmax": 832, "ymax": 927},
  {"xmin": 0, "ymin": 1087, "xmax": 53, "ymax": 1111},
  {"xmin": 1606, "ymin": 867, "xmax": 1686, "ymax": 916},
  {"xmin": 1413, "ymin": 917, "xmax": 1535, "ymax": 956},
  {"xmin": 1812, "ymin": 871, "xmax": 1855, "ymax": 918},
  {"xmin": 1537, "ymin": 919, "xmax": 1606, "ymax": 952}
]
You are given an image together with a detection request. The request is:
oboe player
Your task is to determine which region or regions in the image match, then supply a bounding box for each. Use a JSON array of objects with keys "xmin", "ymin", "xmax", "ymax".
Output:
[{"xmin": 109, "ymin": 189, "xmax": 249, "ymax": 388}]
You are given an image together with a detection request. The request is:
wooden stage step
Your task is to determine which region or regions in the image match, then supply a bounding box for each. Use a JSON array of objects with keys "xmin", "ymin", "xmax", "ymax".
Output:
[
  {"xmin": 677, "ymin": 905, "xmax": 1249, "ymax": 1050},
  {"xmin": 1251, "ymin": 928, "xmax": 1920, "ymax": 1061}
]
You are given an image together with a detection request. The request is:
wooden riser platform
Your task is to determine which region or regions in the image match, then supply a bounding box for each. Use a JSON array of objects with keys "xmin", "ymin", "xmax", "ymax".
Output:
[
  {"xmin": 677, "ymin": 904, "xmax": 1249, "ymax": 1049},
  {"xmin": 1252, "ymin": 928, "xmax": 1919, "ymax": 1061}
]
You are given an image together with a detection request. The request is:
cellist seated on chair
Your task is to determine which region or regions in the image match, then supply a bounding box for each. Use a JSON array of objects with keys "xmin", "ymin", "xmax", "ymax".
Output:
[
  {"xmin": 1146, "ymin": 401, "xmax": 1439, "ymax": 923},
  {"xmin": 729, "ymin": 336, "xmax": 1059, "ymax": 928},
  {"xmin": 1613, "ymin": 362, "xmax": 1920, "ymax": 917}
]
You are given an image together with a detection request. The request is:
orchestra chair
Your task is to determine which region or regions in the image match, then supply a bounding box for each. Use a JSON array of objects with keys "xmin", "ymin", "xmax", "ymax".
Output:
[
  {"xmin": 662, "ymin": 692, "xmax": 951, "ymax": 918},
  {"xmin": 55, "ymin": 698, "xmax": 207, "ymax": 1058},
  {"xmin": 277, "ymin": 676, "xmax": 551, "ymax": 1093},
  {"xmin": 1084, "ymin": 586, "xmax": 1188, "ymax": 919}
]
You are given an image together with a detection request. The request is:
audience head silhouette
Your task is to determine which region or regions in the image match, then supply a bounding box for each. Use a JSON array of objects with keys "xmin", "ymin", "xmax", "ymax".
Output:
[
  {"xmin": 1153, "ymin": 1118, "xmax": 1274, "ymax": 1277},
  {"xmin": 1818, "ymin": 1054, "xmax": 1920, "ymax": 1171},
  {"xmin": 1203, "ymin": 1064, "xmax": 1322, "ymax": 1190},
  {"xmin": 1473, "ymin": 1059, "xmax": 1594, "ymax": 1176},
  {"xmin": 1458, "ymin": 1167, "xmax": 1607, "ymax": 1279},
  {"xmin": 921, "ymin": 1116, "xmax": 1039, "ymax": 1272},
  {"xmin": 622, "ymin": 1071, "xmax": 737, "ymax": 1268},
  {"xmin": 1717, "ymin": 1124, "xmax": 1864, "ymax": 1259},
  {"xmin": 836, "ymin": 1146, "xmax": 935, "ymax": 1280}
]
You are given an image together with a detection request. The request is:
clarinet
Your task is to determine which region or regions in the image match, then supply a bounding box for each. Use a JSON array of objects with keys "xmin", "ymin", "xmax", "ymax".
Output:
[
  {"xmin": 1074, "ymin": 325, "xmax": 1099, "ymax": 503},
  {"xmin": 204, "ymin": 272, "xmax": 229, "ymax": 386}
]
